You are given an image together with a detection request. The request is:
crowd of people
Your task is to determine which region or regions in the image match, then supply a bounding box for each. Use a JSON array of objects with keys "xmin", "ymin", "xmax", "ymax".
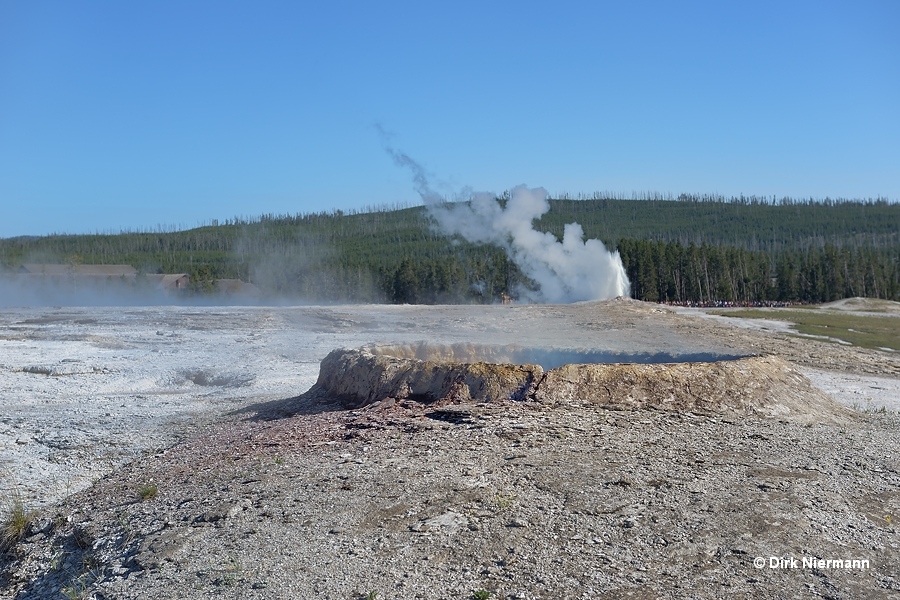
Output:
[{"xmin": 660, "ymin": 299, "xmax": 802, "ymax": 308}]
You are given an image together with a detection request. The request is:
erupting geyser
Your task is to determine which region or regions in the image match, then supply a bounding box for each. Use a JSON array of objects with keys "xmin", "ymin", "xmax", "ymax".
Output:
[
  {"xmin": 430, "ymin": 185, "xmax": 630, "ymax": 303},
  {"xmin": 384, "ymin": 142, "xmax": 630, "ymax": 303}
]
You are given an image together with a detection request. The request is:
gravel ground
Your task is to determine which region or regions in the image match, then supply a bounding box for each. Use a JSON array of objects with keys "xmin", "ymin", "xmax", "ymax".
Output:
[
  {"xmin": 5, "ymin": 396, "xmax": 898, "ymax": 600},
  {"xmin": 1, "ymin": 299, "xmax": 899, "ymax": 599}
]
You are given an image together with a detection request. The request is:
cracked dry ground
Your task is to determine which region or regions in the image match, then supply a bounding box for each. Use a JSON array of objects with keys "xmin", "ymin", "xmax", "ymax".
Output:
[{"xmin": 2, "ymin": 391, "xmax": 898, "ymax": 600}]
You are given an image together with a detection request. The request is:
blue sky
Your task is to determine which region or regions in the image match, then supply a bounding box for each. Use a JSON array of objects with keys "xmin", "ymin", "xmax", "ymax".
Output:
[{"xmin": 1, "ymin": 1, "xmax": 898, "ymax": 237}]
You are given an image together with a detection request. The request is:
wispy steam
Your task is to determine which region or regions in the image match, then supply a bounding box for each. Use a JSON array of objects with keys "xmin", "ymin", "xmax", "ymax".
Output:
[{"xmin": 382, "ymin": 139, "xmax": 631, "ymax": 303}]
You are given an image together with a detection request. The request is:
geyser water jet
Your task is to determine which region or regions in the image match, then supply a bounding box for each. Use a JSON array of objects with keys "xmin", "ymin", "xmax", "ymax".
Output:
[
  {"xmin": 383, "ymin": 143, "xmax": 630, "ymax": 303},
  {"xmin": 429, "ymin": 185, "xmax": 630, "ymax": 303}
]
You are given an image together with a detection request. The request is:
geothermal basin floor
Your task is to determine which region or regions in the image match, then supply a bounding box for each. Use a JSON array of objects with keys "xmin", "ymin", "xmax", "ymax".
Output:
[
  {"xmin": 1, "ymin": 299, "xmax": 899, "ymax": 598},
  {"xmin": 0, "ymin": 299, "xmax": 768, "ymax": 509}
]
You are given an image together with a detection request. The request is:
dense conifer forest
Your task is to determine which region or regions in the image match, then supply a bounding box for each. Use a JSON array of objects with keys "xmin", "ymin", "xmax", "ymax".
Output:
[{"xmin": 1, "ymin": 195, "xmax": 897, "ymax": 304}]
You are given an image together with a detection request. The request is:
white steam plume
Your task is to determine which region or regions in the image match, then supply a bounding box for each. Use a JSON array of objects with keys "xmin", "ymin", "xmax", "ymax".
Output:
[
  {"xmin": 383, "ymin": 141, "xmax": 631, "ymax": 303},
  {"xmin": 432, "ymin": 186, "xmax": 630, "ymax": 303}
]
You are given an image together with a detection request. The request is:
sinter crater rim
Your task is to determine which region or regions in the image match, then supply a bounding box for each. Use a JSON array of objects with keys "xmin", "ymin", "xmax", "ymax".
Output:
[
  {"xmin": 362, "ymin": 342, "xmax": 752, "ymax": 370},
  {"xmin": 314, "ymin": 344, "xmax": 851, "ymax": 424}
]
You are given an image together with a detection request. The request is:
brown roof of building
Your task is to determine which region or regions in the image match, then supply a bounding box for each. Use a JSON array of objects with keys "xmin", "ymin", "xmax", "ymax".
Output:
[{"xmin": 144, "ymin": 274, "xmax": 189, "ymax": 289}]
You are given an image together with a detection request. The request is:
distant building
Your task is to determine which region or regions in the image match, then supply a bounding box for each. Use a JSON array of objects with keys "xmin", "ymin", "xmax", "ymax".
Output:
[
  {"xmin": 10, "ymin": 263, "xmax": 258, "ymax": 304},
  {"xmin": 144, "ymin": 273, "xmax": 190, "ymax": 292}
]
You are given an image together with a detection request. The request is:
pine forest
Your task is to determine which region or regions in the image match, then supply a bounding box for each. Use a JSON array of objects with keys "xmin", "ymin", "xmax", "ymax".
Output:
[{"xmin": 1, "ymin": 195, "xmax": 897, "ymax": 305}]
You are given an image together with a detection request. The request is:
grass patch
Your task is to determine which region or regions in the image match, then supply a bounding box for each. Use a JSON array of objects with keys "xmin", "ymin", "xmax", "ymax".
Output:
[
  {"xmin": 710, "ymin": 308, "xmax": 900, "ymax": 352},
  {"xmin": 491, "ymin": 492, "xmax": 516, "ymax": 511},
  {"xmin": 1, "ymin": 493, "xmax": 38, "ymax": 551},
  {"xmin": 137, "ymin": 482, "xmax": 158, "ymax": 501},
  {"xmin": 61, "ymin": 568, "xmax": 99, "ymax": 600}
]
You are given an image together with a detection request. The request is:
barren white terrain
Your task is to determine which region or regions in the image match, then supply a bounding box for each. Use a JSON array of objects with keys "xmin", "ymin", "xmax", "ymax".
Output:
[
  {"xmin": 1, "ymin": 299, "xmax": 898, "ymax": 599},
  {"xmin": 0, "ymin": 301, "xmax": 755, "ymax": 510}
]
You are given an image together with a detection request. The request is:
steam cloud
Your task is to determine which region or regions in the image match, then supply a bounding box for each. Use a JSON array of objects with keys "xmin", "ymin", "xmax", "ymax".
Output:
[
  {"xmin": 385, "ymin": 145, "xmax": 631, "ymax": 303},
  {"xmin": 433, "ymin": 186, "xmax": 631, "ymax": 303}
]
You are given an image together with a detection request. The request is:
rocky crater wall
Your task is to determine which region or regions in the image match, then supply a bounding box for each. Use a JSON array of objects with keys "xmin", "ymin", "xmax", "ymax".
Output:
[
  {"xmin": 365, "ymin": 342, "xmax": 747, "ymax": 370},
  {"xmin": 316, "ymin": 345, "xmax": 854, "ymax": 423}
]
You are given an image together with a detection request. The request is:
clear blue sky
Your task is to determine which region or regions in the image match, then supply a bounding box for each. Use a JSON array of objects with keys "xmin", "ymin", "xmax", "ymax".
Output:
[{"xmin": 1, "ymin": 1, "xmax": 898, "ymax": 237}]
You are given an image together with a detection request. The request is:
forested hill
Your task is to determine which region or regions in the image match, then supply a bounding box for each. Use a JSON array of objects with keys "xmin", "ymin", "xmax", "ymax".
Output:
[
  {"xmin": 538, "ymin": 197, "xmax": 898, "ymax": 252},
  {"xmin": 1, "ymin": 197, "xmax": 897, "ymax": 304}
]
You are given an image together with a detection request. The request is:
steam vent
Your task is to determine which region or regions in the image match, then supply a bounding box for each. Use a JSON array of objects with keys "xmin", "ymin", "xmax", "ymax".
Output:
[{"xmin": 315, "ymin": 343, "xmax": 853, "ymax": 423}]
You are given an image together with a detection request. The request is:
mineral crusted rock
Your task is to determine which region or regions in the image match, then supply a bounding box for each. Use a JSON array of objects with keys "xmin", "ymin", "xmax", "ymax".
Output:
[
  {"xmin": 317, "ymin": 347, "xmax": 854, "ymax": 423},
  {"xmin": 316, "ymin": 348, "xmax": 542, "ymax": 407},
  {"xmin": 536, "ymin": 354, "xmax": 850, "ymax": 422}
]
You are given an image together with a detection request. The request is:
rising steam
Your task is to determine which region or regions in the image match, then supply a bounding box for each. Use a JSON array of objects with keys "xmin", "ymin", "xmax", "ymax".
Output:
[
  {"xmin": 384, "ymin": 144, "xmax": 631, "ymax": 303},
  {"xmin": 432, "ymin": 186, "xmax": 631, "ymax": 302}
]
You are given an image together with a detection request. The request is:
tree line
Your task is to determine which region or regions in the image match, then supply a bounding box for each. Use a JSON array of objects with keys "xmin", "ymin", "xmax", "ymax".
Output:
[
  {"xmin": 617, "ymin": 240, "xmax": 897, "ymax": 304},
  {"xmin": 1, "ymin": 197, "xmax": 897, "ymax": 304}
]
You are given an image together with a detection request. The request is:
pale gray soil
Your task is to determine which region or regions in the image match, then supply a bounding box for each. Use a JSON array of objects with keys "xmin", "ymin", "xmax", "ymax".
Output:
[
  {"xmin": 1, "ymin": 299, "xmax": 899, "ymax": 599},
  {"xmin": 0, "ymin": 300, "xmax": 753, "ymax": 511}
]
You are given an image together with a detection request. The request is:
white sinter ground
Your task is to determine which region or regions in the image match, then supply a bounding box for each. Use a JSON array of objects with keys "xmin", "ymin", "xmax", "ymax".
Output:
[{"xmin": 1, "ymin": 301, "xmax": 897, "ymax": 510}]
